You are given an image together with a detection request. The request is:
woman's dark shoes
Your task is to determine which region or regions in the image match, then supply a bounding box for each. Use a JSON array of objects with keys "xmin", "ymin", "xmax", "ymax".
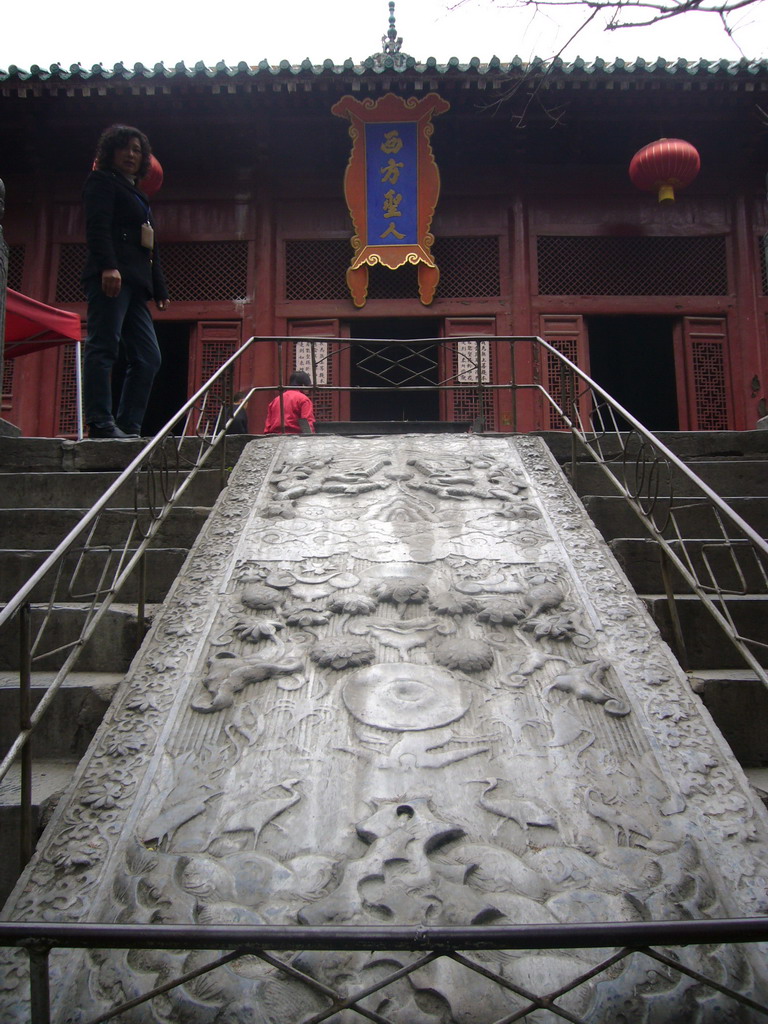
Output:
[{"xmin": 87, "ymin": 423, "xmax": 138, "ymax": 439}]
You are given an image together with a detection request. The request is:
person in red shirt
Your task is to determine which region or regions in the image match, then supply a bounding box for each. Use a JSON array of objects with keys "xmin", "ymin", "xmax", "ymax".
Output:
[{"xmin": 263, "ymin": 370, "xmax": 316, "ymax": 434}]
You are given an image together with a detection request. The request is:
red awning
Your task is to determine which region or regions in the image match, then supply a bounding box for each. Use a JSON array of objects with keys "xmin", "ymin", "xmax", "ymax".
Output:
[{"xmin": 4, "ymin": 289, "xmax": 82, "ymax": 358}]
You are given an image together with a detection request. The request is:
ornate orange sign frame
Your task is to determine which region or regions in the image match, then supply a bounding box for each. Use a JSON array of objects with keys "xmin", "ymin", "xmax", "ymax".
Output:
[{"xmin": 331, "ymin": 92, "xmax": 450, "ymax": 308}]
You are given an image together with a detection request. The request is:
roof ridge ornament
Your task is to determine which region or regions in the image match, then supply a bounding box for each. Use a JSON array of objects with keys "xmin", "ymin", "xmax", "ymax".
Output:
[{"xmin": 370, "ymin": 1, "xmax": 413, "ymax": 68}]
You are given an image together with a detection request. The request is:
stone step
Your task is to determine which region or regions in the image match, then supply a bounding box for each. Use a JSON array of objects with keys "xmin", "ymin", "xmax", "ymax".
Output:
[
  {"xmin": 745, "ymin": 768, "xmax": 768, "ymax": 809},
  {"xmin": 572, "ymin": 459, "xmax": 768, "ymax": 498},
  {"xmin": 610, "ymin": 537, "xmax": 767, "ymax": 594},
  {"xmin": 534, "ymin": 429, "xmax": 768, "ymax": 465},
  {"xmin": 0, "ymin": 758, "xmax": 81, "ymax": 908},
  {"xmin": 0, "ymin": 505, "xmax": 211, "ymax": 549},
  {"xmin": 0, "ymin": 548, "xmax": 188, "ymax": 604},
  {"xmin": 0, "ymin": 434, "xmax": 253, "ymax": 472},
  {"xmin": 642, "ymin": 594, "xmax": 768, "ymax": 670},
  {"xmin": 689, "ymin": 669, "xmax": 768, "ymax": 768},
  {"xmin": 0, "ymin": 671, "xmax": 120, "ymax": 760},
  {"xmin": 582, "ymin": 495, "xmax": 768, "ymax": 540},
  {"xmin": 316, "ymin": 421, "xmax": 474, "ymax": 434},
  {"xmin": 0, "ymin": 603, "xmax": 160, "ymax": 673},
  {"xmin": 0, "ymin": 468, "xmax": 224, "ymax": 508}
]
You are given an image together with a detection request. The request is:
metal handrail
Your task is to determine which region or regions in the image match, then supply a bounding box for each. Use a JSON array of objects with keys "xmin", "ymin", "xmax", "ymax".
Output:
[
  {"xmin": 2, "ymin": 918, "xmax": 767, "ymax": 1024},
  {"xmin": 523, "ymin": 334, "xmax": 768, "ymax": 688},
  {"xmin": 0, "ymin": 335, "xmax": 259, "ymax": 867}
]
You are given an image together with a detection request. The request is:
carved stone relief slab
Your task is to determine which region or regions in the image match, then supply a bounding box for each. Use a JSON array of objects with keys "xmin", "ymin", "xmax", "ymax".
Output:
[{"xmin": 2, "ymin": 435, "xmax": 767, "ymax": 1022}]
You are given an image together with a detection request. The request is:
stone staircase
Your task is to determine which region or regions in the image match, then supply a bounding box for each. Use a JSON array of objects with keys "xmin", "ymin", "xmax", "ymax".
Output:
[
  {"xmin": 535, "ymin": 428, "xmax": 768, "ymax": 796},
  {"xmin": 2, "ymin": 429, "xmax": 766, "ymax": 908},
  {"xmin": 0, "ymin": 434, "xmax": 251, "ymax": 906}
]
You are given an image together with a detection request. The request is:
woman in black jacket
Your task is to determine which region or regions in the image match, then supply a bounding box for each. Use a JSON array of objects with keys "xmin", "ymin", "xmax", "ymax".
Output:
[{"xmin": 82, "ymin": 124, "xmax": 169, "ymax": 438}]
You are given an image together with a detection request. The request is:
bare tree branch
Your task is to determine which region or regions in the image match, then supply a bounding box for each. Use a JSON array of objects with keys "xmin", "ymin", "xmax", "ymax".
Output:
[{"xmin": 448, "ymin": 0, "xmax": 761, "ymax": 35}]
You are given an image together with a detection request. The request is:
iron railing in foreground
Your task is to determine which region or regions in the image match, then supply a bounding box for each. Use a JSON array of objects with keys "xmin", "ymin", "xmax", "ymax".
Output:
[
  {"xmin": 523, "ymin": 334, "xmax": 768, "ymax": 692},
  {"xmin": 0, "ymin": 335, "xmax": 259, "ymax": 878},
  {"xmin": 1, "ymin": 918, "xmax": 767, "ymax": 1024}
]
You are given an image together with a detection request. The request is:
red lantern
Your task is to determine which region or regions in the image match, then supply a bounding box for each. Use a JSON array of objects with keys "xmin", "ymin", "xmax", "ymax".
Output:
[
  {"xmin": 140, "ymin": 154, "xmax": 164, "ymax": 197},
  {"xmin": 90, "ymin": 152, "xmax": 164, "ymax": 196},
  {"xmin": 629, "ymin": 138, "xmax": 700, "ymax": 203}
]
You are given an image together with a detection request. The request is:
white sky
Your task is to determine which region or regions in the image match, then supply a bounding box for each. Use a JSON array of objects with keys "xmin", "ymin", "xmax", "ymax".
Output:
[{"xmin": 2, "ymin": 0, "xmax": 767, "ymax": 72}]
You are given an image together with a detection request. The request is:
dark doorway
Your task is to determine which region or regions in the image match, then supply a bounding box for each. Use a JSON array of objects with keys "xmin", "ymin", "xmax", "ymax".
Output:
[
  {"xmin": 586, "ymin": 315, "xmax": 679, "ymax": 431},
  {"xmin": 112, "ymin": 321, "xmax": 191, "ymax": 436},
  {"xmin": 348, "ymin": 319, "xmax": 441, "ymax": 421}
]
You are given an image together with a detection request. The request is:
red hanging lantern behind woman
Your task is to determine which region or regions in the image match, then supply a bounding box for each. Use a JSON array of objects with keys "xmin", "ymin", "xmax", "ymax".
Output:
[
  {"xmin": 629, "ymin": 138, "xmax": 700, "ymax": 203},
  {"xmin": 140, "ymin": 153, "xmax": 164, "ymax": 197}
]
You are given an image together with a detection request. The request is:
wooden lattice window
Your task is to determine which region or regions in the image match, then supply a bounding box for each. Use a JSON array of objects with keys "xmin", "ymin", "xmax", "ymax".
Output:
[
  {"xmin": 285, "ymin": 236, "xmax": 501, "ymax": 301},
  {"xmin": 56, "ymin": 342, "xmax": 81, "ymax": 436},
  {"xmin": 161, "ymin": 242, "xmax": 248, "ymax": 301},
  {"xmin": 690, "ymin": 340, "xmax": 729, "ymax": 430},
  {"xmin": 545, "ymin": 337, "xmax": 578, "ymax": 429},
  {"xmin": 449, "ymin": 342, "xmax": 497, "ymax": 430},
  {"xmin": 537, "ymin": 235, "xmax": 728, "ymax": 296},
  {"xmin": 2, "ymin": 358, "xmax": 14, "ymax": 413},
  {"xmin": 56, "ymin": 243, "xmax": 87, "ymax": 302},
  {"xmin": 285, "ymin": 241, "xmax": 349, "ymax": 301},
  {"xmin": 435, "ymin": 236, "xmax": 501, "ymax": 297},
  {"xmin": 56, "ymin": 241, "xmax": 249, "ymax": 303},
  {"xmin": 197, "ymin": 323, "xmax": 242, "ymax": 430},
  {"xmin": 760, "ymin": 234, "xmax": 768, "ymax": 295},
  {"xmin": 7, "ymin": 243, "xmax": 25, "ymax": 292}
]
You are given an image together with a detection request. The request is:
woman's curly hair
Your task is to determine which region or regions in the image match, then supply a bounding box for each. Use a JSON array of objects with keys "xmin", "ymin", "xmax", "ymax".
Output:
[{"xmin": 93, "ymin": 124, "xmax": 152, "ymax": 178}]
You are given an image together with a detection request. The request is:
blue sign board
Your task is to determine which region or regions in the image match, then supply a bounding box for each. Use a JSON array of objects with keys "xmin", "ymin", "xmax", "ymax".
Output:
[{"xmin": 365, "ymin": 122, "xmax": 418, "ymax": 246}]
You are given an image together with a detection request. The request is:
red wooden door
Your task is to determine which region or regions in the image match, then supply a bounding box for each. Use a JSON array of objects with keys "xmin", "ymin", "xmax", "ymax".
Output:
[
  {"xmin": 442, "ymin": 317, "xmax": 498, "ymax": 430},
  {"xmin": 288, "ymin": 319, "xmax": 349, "ymax": 423},
  {"xmin": 188, "ymin": 320, "xmax": 242, "ymax": 433},
  {"xmin": 537, "ymin": 314, "xmax": 591, "ymax": 431},
  {"xmin": 673, "ymin": 316, "xmax": 733, "ymax": 430}
]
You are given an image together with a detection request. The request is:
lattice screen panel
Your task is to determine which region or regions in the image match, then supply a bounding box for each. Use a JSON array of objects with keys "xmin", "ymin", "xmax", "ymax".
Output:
[
  {"xmin": 691, "ymin": 341, "xmax": 729, "ymax": 430},
  {"xmin": 56, "ymin": 244, "xmax": 88, "ymax": 303},
  {"xmin": 2, "ymin": 359, "xmax": 14, "ymax": 412},
  {"xmin": 161, "ymin": 242, "xmax": 248, "ymax": 301},
  {"xmin": 8, "ymin": 244, "xmax": 25, "ymax": 292},
  {"xmin": 201, "ymin": 339, "xmax": 239, "ymax": 427},
  {"xmin": 760, "ymin": 234, "xmax": 768, "ymax": 295},
  {"xmin": 286, "ymin": 241, "xmax": 350, "ymax": 301},
  {"xmin": 433, "ymin": 236, "xmax": 500, "ymax": 297},
  {"xmin": 450, "ymin": 344, "xmax": 497, "ymax": 430},
  {"xmin": 56, "ymin": 343, "xmax": 81, "ymax": 436},
  {"xmin": 537, "ymin": 235, "xmax": 728, "ymax": 296},
  {"xmin": 309, "ymin": 386, "xmax": 334, "ymax": 422},
  {"xmin": 285, "ymin": 237, "xmax": 501, "ymax": 301},
  {"xmin": 546, "ymin": 337, "xmax": 579, "ymax": 430},
  {"xmin": 56, "ymin": 242, "xmax": 249, "ymax": 303}
]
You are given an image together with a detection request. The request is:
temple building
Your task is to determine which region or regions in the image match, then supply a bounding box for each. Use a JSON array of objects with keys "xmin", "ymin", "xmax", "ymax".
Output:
[{"xmin": 1, "ymin": 14, "xmax": 767, "ymax": 436}]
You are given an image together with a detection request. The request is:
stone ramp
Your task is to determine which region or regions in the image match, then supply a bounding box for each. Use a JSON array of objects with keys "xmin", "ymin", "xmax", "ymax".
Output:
[{"xmin": 2, "ymin": 434, "xmax": 768, "ymax": 1022}]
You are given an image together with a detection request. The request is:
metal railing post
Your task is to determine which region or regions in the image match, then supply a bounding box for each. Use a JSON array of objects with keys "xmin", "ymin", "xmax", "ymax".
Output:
[
  {"xmin": 570, "ymin": 429, "xmax": 580, "ymax": 492},
  {"xmin": 136, "ymin": 552, "xmax": 147, "ymax": 651},
  {"xmin": 659, "ymin": 547, "xmax": 690, "ymax": 672},
  {"xmin": 510, "ymin": 337, "xmax": 518, "ymax": 433},
  {"xmin": 19, "ymin": 602, "xmax": 34, "ymax": 870},
  {"xmin": 26, "ymin": 942, "xmax": 52, "ymax": 1024}
]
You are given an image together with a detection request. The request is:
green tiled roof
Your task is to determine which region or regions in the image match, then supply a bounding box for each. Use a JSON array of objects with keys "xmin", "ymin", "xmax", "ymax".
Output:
[{"xmin": 2, "ymin": 55, "xmax": 768, "ymax": 81}]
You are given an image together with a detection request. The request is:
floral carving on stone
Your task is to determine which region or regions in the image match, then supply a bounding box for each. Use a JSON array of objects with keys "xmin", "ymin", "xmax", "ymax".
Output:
[
  {"xmin": 433, "ymin": 637, "xmax": 495, "ymax": 673},
  {"xmin": 309, "ymin": 637, "xmax": 376, "ymax": 670}
]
